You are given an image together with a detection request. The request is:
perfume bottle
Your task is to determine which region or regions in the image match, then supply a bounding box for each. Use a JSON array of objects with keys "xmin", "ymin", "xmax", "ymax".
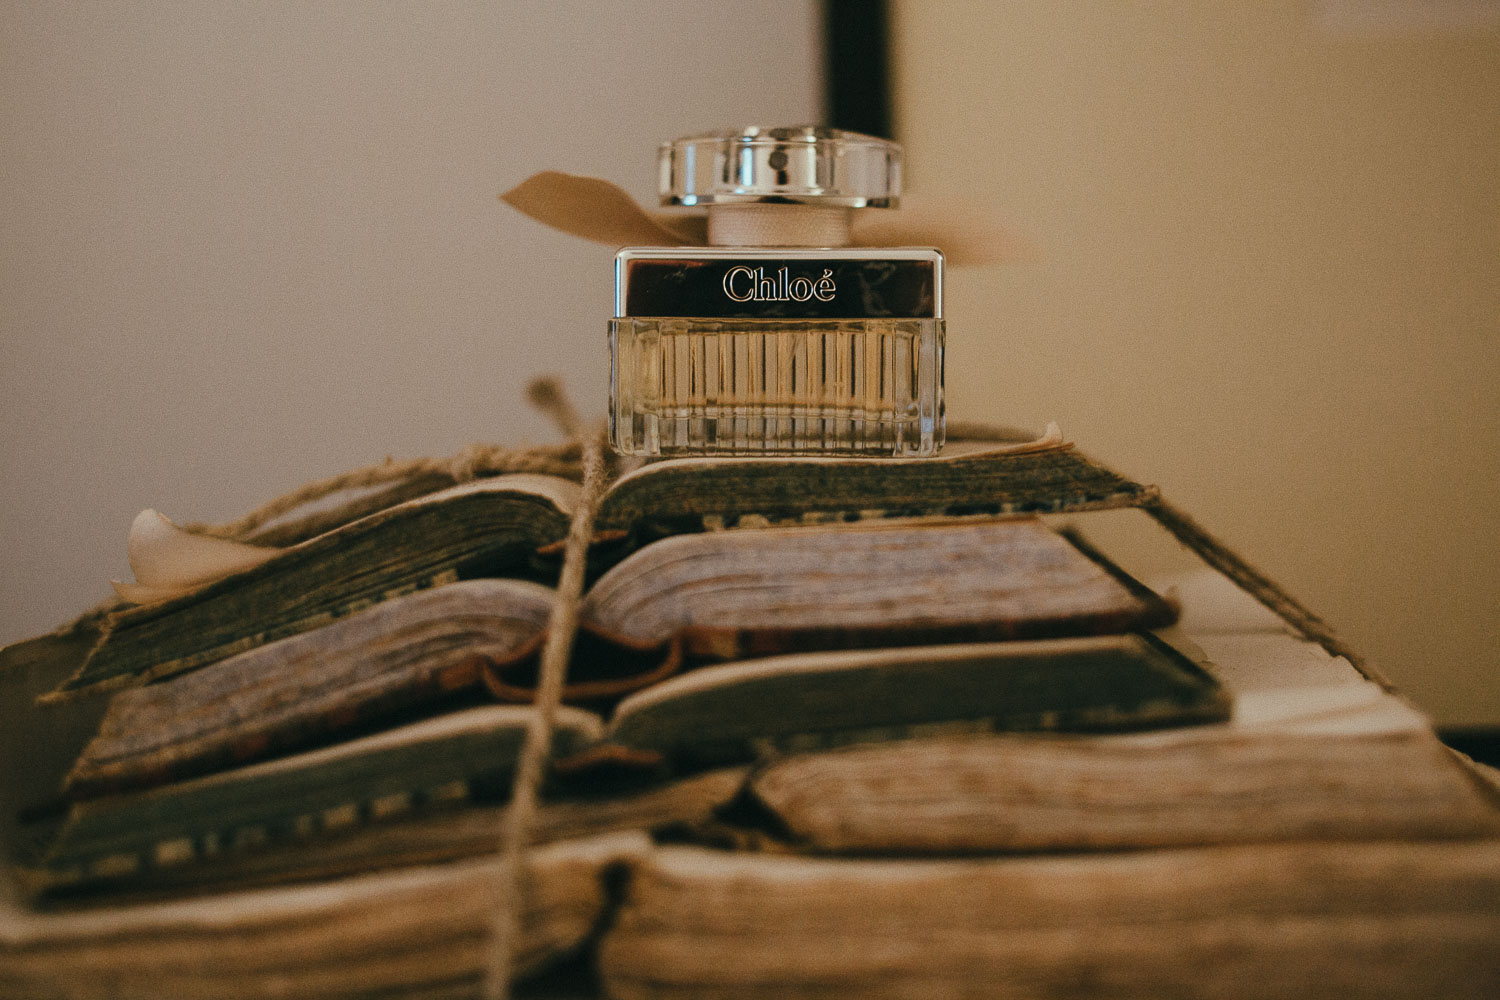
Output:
[{"xmin": 609, "ymin": 126, "xmax": 944, "ymax": 457}]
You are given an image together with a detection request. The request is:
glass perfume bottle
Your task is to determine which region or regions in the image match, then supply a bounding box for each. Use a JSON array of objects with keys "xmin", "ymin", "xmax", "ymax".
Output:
[{"xmin": 609, "ymin": 126, "xmax": 944, "ymax": 457}]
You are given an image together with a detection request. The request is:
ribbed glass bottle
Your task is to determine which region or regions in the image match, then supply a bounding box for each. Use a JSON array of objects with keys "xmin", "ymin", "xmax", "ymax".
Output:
[
  {"xmin": 610, "ymin": 247, "xmax": 945, "ymax": 458},
  {"xmin": 610, "ymin": 317, "xmax": 943, "ymax": 456}
]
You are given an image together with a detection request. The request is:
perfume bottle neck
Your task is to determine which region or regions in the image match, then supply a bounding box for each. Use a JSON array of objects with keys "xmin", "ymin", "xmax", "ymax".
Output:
[{"xmin": 706, "ymin": 204, "xmax": 853, "ymax": 248}]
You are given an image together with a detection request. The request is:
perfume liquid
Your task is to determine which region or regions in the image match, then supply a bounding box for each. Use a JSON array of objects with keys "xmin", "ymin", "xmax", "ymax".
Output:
[
  {"xmin": 613, "ymin": 318, "xmax": 942, "ymax": 455},
  {"xmin": 608, "ymin": 127, "xmax": 945, "ymax": 457}
]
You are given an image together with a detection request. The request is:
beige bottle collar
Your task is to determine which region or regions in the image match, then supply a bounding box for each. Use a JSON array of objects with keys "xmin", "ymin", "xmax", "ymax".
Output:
[{"xmin": 499, "ymin": 171, "xmax": 1020, "ymax": 264}]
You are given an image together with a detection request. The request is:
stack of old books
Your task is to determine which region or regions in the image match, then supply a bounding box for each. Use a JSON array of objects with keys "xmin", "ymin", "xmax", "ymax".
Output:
[{"xmin": 2, "ymin": 431, "xmax": 1497, "ymax": 999}]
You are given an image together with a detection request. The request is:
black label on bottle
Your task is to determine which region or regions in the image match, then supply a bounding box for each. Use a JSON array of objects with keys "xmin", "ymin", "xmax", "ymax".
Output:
[{"xmin": 619, "ymin": 256, "xmax": 939, "ymax": 319}]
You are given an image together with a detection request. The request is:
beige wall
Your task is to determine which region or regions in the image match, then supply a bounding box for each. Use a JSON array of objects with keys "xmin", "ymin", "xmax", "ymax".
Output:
[
  {"xmin": 0, "ymin": 3, "xmax": 820, "ymax": 644},
  {"xmin": 892, "ymin": 1, "xmax": 1499, "ymax": 724}
]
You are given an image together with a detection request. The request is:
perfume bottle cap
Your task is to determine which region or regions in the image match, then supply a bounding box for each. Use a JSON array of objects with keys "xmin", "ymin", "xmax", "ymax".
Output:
[{"xmin": 660, "ymin": 126, "xmax": 901, "ymax": 209}]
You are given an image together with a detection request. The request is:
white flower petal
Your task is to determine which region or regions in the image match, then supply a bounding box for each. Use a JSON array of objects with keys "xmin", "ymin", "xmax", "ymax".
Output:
[{"xmin": 126, "ymin": 509, "xmax": 281, "ymax": 590}]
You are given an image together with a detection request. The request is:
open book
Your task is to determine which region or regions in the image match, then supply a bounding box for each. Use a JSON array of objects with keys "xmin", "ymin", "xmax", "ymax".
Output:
[
  {"xmin": 49, "ymin": 437, "xmax": 1150, "ymax": 698},
  {"xmin": 599, "ymin": 838, "xmax": 1500, "ymax": 1000},
  {"xmin": 23, "ymin": 626, "xmax": 1226, "ymax": 898},
  {"xmin": 60, "ymin": 515, "xmax": 1183, "ymax": 799}
]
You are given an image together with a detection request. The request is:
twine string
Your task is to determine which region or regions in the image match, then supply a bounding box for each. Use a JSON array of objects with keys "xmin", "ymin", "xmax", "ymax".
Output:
[
  {"xmin": 483, "ymin": 422, "xmax": 610, "ymax": 999},
  {"xmin": 182, "ymin": 377, "xmax": 585, "ymax": 543},
  {"xmin": 1142, "ymin": 495, "xmax": 1390, "ymax": 689}
]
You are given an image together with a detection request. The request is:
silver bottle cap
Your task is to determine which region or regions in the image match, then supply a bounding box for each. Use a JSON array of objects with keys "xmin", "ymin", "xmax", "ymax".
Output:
[{"xmin": 659, "ymin": 126, "xmax": 901, "ymax": 209}]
